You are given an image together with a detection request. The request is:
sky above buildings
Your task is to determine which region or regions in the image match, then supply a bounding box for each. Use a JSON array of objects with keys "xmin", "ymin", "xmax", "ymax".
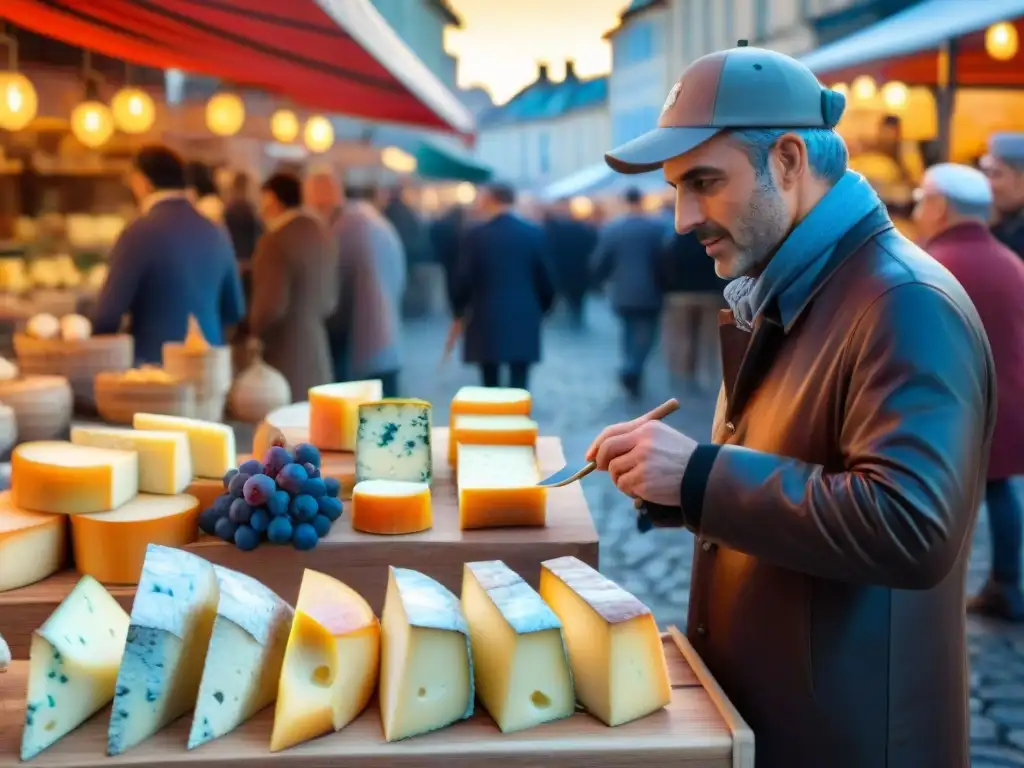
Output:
[{"xmin": 444, "ymin": 0, "xmax": 630, "ymax": 104}]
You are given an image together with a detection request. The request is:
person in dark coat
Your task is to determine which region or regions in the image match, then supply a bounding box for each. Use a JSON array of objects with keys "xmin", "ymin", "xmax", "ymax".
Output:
[
  {"xmin": 543, "ymin": 199, "xmax": 598, "ymax": 328},
  {"xmin": 983, "ymin": 132, "xmax": 1024, "ymax": 257},
  {"xmin": 915, "ymin": 162, "xmax": 1024, "ymax": 621},
  {"xmin": 223, "ymin": 171, "xmax": 261, "ymax": 311},
  {"xmin": 429, "ymin": 204, "xmax": 469, "ymax": 316},
  {"xmin": 452, "ymin": 183, "xmax": 555, "ymax": 390}
]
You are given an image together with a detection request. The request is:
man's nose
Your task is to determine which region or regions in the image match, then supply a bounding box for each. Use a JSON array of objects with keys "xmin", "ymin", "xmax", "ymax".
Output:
[{"xmin": 674, "ymin": 194, "xmax": 702, "ymax": 235}]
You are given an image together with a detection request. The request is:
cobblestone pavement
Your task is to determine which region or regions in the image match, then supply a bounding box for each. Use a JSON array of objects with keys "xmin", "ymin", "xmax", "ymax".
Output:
[{"xmin": 400, "ymin": 299, "xmax": 1024, "ymax": 766}]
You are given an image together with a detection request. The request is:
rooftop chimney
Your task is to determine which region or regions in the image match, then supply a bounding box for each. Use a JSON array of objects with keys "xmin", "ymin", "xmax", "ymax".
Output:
[
  {"xmin": 537, "ymin": 63, "xmax": 550, "ymax": 82},
  {"xmin": 565, "ymin": 60, "xmax": 577, "ymax": 80}
]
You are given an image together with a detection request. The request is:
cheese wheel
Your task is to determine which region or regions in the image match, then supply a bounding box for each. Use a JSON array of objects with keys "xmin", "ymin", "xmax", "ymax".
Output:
[
  {"xmin": 457, "ymin": 444, "xmax": 545, "ymax": 530},
  {"xmin": 70, "ymin": 493, "xmax": 201, "ymax": 585},
  {"xmin": 351, "ymin": 480, "xmax": 432, "ymax": 535},
  {"xmin": 12, "ymin": 441, "xmax": 139, "ymax": 515},
  {"xmin": 70, "ymin": 426, "xmax": 193, "ymax": 495},
  {"xmin": 448, "ymin": 414, "xmax": 538, "ymax": 467},
  {"xmin": 309, "ymin": 380, "xmax": 383, "ymax": 451},
  {"xmin": 450, "ymin": 386, "xmax": 531, "ymax": 418},
  {"xmin": 0, "ymin": 491, "xmax": 66, "ymax": 592}
]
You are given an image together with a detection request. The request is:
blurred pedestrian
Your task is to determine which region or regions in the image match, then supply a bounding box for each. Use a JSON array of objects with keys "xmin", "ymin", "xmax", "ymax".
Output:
[
  {"xmin": 305, "ymin": 170, "xmax": 344, "ymax": 232},
  {"xmin": 429, "ymin": 203, "xmax": 470, "ymax": 316},
  {"xmin": 224, "ymin": 171, "xmax": 262, "ymax": 264},
  {"xmin": 187, "ymin": 161, "xmax": 224, "ymax": 225},
  {"xmin": 384, "ymin": 183, "xmax": 435, "ymax": 318},
  {"xmin": 983, "ymin": 132, "xmax": 1024, "ymax": 257},
  {"xmin": 543, "ymin": 198, "xmax": 598, "ymax": 329}
]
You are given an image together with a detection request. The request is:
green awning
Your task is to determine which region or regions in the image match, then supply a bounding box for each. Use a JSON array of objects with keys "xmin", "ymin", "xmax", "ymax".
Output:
[{"xmin": 413, "ymin": 140, "xmax": 492, "ymax": 183}]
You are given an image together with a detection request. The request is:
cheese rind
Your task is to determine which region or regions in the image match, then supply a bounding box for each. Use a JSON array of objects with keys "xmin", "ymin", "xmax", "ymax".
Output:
[
  {"xmin": 107, "ymin": 544, "xmax": 220, "ymax": 755},
  {"xmin": 457, "ymin": 444, "xmax": 546, "ymax": 529},
  {"xmin": 71, "ymin": 426, "xmax": 192, "ymax": 495},
  {"xmin": 70, "ymin": 494, "xmax": 201, "ymax": 585},
  {"xmin": 0, "ymin": 492, "xmax": 66, "ymax": 592},
  {"xmin": 449, "ymin": 414, "xmax": 538, "ymax": 467},
  {"xmin": 189, "ymin": 567, "xmax": 294, "ymax": 749},
  {"xmin": 132, "ymin": 413, "xmax": 235, "ymax": 480},
  {"xmin": 461, "ymin": 561, "xmax": 575, "ymax": 733},
  {"xmin": 539, "ymin": 556, "xmax": 671, "ymax": 727},
  {"xmin": 356, "ymin": 399, "xmax": 432, "ymax": 484},
  {"xmin": 379, "ymin": 567, "xmax": 473, "ymax": 742},
  {"xmin": 351, "ymin": 480, "xmax": 432, "ymax": 535},
  {"xmin": 450, "ymin": 386, "xmax": 531, "ymax": 417},
  {"xmin": 12, "ymin": 441, "xmax": 138, "ymax": 515},
  {"xmin": 270, "ymin": 569, "xmax": 380, "ymax": 752},
  {"xmin": 309, "ymin": 380, "xmax": 383, "ymax": 451},
  {"xmin": 20, "ymin": 575, "xmax": 130, "ymax": 760}
]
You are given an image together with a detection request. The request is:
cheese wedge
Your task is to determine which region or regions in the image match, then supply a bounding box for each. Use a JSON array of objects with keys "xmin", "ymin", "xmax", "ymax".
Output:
[
  {"xmin": 20, "ymin": 575, "xmax": 130, "ymax": 761},
  {"xmin": 309, "ymin": 380, "xmax": 383, "ymax": 451},
  {"xmin": 449, "ymin": 414, "xmax": 538, "ymax": 467},
  {"xmin": 271, "ymin": 569, "xmax": 379, "ymax": 752},
  {"xmin": 71, "ymin": 426, "xmax": 192, "ymax": 495},
  {"xmin": 457, "ymin": 444, "xmax": 546, "ymax": 529},
  {"xmin": 0, "ymin": 492, "xmax": 66, "ymax": 592},
  {"xmin": 450, "ymin": 386, "xmax": 531, "ymax": 418},
  {"xmin": 539, "ymin": 556, "xmax": 670, "ymax": 726},
  {"xmin": 380, "ymin": 567, "xmax": 473, "ymax": 742},
  {"xmin": 351, "ymin": 480, "xmax": 432, "ymax": 535},
  {"xmin": 132, "ymin": 413, "xmax": 235, "ymax": 480},
  {"xmin": 12, "ymin": 441, "xmax": 138, "ymax": 515},
  {"xmin": 189, "ymin": 567, "xmax": 294, "ymax": 749},
  {"xmin": 70, "ymin": 494, "xmax": 201, "ymax": 585},
  {"xmin": 355, "ymin": 399, "xmax": 432, "ymax": 484},
  {"xmin": 461, "ymin": 561, "xmax": 574, "ymax": 733},
  {"xmin": 107, "ymin": 544, "xmax": 219, "ymax": 755}
]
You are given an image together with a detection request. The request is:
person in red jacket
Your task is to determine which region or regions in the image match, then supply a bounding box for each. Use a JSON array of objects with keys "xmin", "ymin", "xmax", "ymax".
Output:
[{"xmin": 914, "ymin": 162, "xmax": 1024, "ymax": 620}]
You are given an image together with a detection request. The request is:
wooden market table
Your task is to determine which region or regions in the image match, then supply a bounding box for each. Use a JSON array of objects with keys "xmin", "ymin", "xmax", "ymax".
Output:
[{"xmin": 0, "ymin": 628, "xmax": 754, "ymax": 767}]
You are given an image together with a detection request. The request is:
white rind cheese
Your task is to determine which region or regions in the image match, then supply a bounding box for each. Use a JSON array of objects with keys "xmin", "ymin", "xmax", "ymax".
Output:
[{"xmin": 356, "ymin": 399, "xmax": 432, "ymax": 484}]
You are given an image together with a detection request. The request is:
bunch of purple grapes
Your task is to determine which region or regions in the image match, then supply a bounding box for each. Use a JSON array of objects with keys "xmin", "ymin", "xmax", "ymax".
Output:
[{"xmin": 198, "ymin": 443, "xmax": 344, "ymax": 551}]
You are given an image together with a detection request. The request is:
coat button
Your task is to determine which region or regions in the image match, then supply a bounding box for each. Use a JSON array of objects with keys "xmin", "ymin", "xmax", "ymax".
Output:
[
  {"xmin": 725, "ymin": 421, "xmax": 736, "ymax": 433},
  {"xmin": 696, "ymin": 624, "xmax": 707, "ymax": 635},
  {"xmin": 701, "ymin": 540, "xmax": 714, "ymax": 553}
]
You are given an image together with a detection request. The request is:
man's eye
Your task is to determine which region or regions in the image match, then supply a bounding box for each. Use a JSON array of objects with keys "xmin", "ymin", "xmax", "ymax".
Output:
[{"xmin": 688, "ymin": 178, "xmax": 716, "ymax": 193}]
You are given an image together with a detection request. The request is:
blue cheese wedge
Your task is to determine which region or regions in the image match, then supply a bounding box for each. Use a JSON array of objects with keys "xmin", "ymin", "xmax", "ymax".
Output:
[{"xmin": 356, "ymin": 399, "xmax": 432, "ymax": 485}]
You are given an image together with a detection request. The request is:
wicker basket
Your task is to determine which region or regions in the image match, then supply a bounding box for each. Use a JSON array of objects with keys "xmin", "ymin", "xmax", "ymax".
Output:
[
  {"xmin": 162, "ymin": 343, "xmax": 232, "ymax": 422},
  {"xmin": 0, "ymin": 374, "xmax": 73, "ymax": 442},
  {"xmin": 13, "ymin": 332, "xmax": 133, "ymax": 413},
  {"xmin": 94, "ymin": 371, "xmax": 196, "ymax": 425},
  {"xmin": 29, "ymin": 289, "xmax": 80, "ymax": 318}
]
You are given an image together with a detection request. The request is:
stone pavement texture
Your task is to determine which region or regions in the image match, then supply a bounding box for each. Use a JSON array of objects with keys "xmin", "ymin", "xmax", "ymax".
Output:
[{"xmin": 399, "ymin": 299, "xmax": 1024, "ymax": 766}]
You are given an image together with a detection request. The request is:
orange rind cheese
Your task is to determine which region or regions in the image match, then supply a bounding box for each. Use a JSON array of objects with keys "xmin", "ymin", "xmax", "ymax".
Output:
[
  {"xmin": 448, "ymin": 414, "xmax": 538, "ymax": 468},
  {"xmin": 351, "ymin": 480, "xmax": 432, "ymax": 535},
  {"xmin": 12, "ymin": 441, "xmax": 138, "ymax": 515},
  {"xmin": 0, "ymin": 491, "xmax": 66, "ymax": 592},
  {"xmin": 457, "ymin": 444, "xmax": 546, "ymax": 530},
  {"xmin": 449, "ymin": 386, "xmax": 531, "ymax": 419},
  {"xmin": 308, "ymin": 380, "xmax": 383, "ymax": 451}
]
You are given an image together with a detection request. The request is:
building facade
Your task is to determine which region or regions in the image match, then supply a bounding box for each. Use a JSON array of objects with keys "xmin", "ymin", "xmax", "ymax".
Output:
[{"xmin": 370, "ymin": 0, "xmax": 460, "ymax": 91}]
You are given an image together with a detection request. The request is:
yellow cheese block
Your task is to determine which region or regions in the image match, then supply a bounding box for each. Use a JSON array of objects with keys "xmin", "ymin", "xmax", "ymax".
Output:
[
  {"xmin": 12, "ymin": 441, "xmax": 139, "ymax": 515},
  {"xmin": 70, "ymin": 493, "xmax": 201, "ymax": 585},
  {"xmin": 132, "ymin": 413, "xmax": 235, "ymax": 480},
  {"xmin": 0, "ymin": 491, "xmax": 66, "ymax": 592},
  {"xmin": 271, "ymin": 569, "xmax": 380, "ymax": 752},
  {"xmin": 450, "ymin": 386, "xmax": 531, "ymax": 418},
  {"xmin": 448, "ymin": 414, "xmax": 538, "ymax": 467},
  {"xmin": 457, "ymin": 444, "xmax": 546, "ymax": 530},
  {"xmin": 308, "ymin": 380, "xmax": 383, "ymax": 451},
  {"xmin": 351, "ymin": 480, "xmax": 432, "ymax": 535},
  {"xmin": 70, "ymin": 426, "xmax": 193, "ymax": 495},
  {"xmin": 539, "ymin": 556, "xmax": 671, "ymax": 727}
]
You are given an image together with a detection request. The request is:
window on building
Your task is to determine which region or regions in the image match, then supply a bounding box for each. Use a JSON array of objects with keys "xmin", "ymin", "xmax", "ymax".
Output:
[
  {"xmin": 538, "ymin": 132, "xmax": 551, "ymax": 176},
  {"xmin": 755, "ymin": 0, "xmax": 769, "ymax": 40}
]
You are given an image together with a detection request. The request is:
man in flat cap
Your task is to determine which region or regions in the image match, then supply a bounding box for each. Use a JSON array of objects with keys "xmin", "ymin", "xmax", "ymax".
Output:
[
  {"xmin": 915, "ymin": 162, "xmax": 1024, "ymax": 622},
  {"xmin": 983, "ymin": 132, "xmax": 1024, "ymax": 257},
  {"xmin": 588, "ymin": 42, "xmax": 992, "ymax": 768}
]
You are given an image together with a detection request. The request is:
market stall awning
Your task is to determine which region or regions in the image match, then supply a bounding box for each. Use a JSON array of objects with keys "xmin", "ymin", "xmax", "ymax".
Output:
[
  {"xmin": 366, "ymin": 124, "xmax": 492, "ymax": 182},
  {"xmin": 538, "ymin": 163, "xmax": 666, "ymax": 202},
  {"xmin": 0, "ymin": 0, "xmax": 475, "ymax": 135},
  {"xmin": 801, "ymin": 0, "xmax": 1024, "ymax": 86}
]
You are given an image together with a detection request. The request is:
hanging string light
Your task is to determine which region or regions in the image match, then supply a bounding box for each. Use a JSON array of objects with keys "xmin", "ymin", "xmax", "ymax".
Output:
[
  {"xmin": 206, "ymin": 92, "xmax": 245, "ymax": 137},
  {"xmin": 111, "ymin": 67, "xmax": 155, "ymax": 135},
  {"xmin": 304, "ymin": 115, "xmax": 334, "ymax": 153},
  {"xmin": 851, "ymin": 75, "xmax": 877, "ymax": 102},
  {"xmin": 0, "ymin": 28, "xmax": 38, "ymax": 131},
  {"xmin": 380, "ymin": 146, "xmax": 417, "ymax": 174},
  {"xmin": 70, "ymin": 52, "xmax": 115, "ymax": 149},
  {"xmin": 881, "ymin": 81, "xmax": 909, "ymax": 111},
  {"xmin": 985, "ymin": 21, "xmax": 1019, "ymax": 61},
  {"xmin": 270, "ymin": 108, "xmax": 299, "ymax": 143}
]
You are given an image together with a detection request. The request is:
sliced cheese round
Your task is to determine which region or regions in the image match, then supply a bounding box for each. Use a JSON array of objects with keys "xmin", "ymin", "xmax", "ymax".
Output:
[
  {"xmin": 351, "ymin": 480, "xmax": 432, "ymax": 535},
  {"xmin": 70, "ymin": 493, "xmax": 200, "ymax": 585},
  {"xmin": 0, "ymin": 491, "xmax": 66, "ymax": 592},
  {"xmin": 12, "ymin": 441, "xmax": 139, "ymax": 515}
]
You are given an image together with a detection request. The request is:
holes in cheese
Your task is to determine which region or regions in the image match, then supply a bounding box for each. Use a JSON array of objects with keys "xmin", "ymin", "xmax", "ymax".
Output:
[
  {"xmin": 132, "ymin": 413, "xmax": 235, "ymax": 480},
  {"xmin": 380, "ymin": 567, "xmax": 473, "ymax": 742},
  {"xmin": 70, "ymin": 426, "xmax": 193, "ymax": 495},
  {"xmin": 448, "ymin": 414, "xmax": 538, "ymax": 468},
  {"xmin": 355, "ymin": 399, "xmax": 432, "ymax": 484},
  {"xmin": 271, "ymin": 569, "xmax": 380, "ymax": 752},
  {"xmin": 351, "ymin": 480, "xmax": 432, "ymax": 535},
  {"xmin": 0, "ymin": 491, "xmax": 66, "ymax": 592},
  {"xmin": 20, "ymin": 575, "xmax": 130, "ymax": 761},
  {"xmin": 539, "ymin": 556, "xmax": 671, "ymax": 727},
  {"xmin": 69, "ymin": 494, "xmax": 202, "ymax": 586},
  {"xmin": 11, "ymin": 441, "xmax": 139, "ymax": 515},
  {"xmin": 308, "ymin": 380, "xmax": 383, "ymax": 452},
  {"xmin": 457, "ymin": 444, "xmax": 546, "ymax": 530},
  {"xmin": 461, "ymin": 561, "xmax": 575, "ymax": 733}
]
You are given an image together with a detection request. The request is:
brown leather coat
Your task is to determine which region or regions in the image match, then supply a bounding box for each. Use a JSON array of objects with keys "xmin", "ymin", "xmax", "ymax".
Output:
[{"xmin": 660, "ymin": 207, "xmax": 995, "ymax": 767}]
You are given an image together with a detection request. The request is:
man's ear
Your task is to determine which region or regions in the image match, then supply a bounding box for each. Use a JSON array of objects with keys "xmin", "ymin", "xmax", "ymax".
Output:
[{"xmin": 773, "ymin": 133, "xmax": 809, "ymax": 189}]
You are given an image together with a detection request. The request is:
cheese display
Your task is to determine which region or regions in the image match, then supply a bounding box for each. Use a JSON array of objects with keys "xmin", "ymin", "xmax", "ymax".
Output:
[
  {"xmin": 0, "ymin": 492, "xmax": 66, "ymax": 592},
  {"xmin": 69, "ymin": 494, "xmax": 201, "ymax": 585},
  {"xmin": 270, "ymin": 569, "xmax": 379, "ymax": 752},
  {"xmin": 351, "ymin": 480, "xmax": 432, "ymax": 535},
  {"xmin": 189, "ymin": 567, "xmax": 294, "ymax": 749},
  {"xmin": 20, "ymin": 575, "xmax": 130, "ymax": 761},
  {"xmin": 450, "ymin": 386, "xmax": 531, "ymax": 417},
  {"xmin": 539, "ymin": 556, "xmax": 671, "ymax": 727},
  {"xmin": 308, "ymin": 379, "xmax": 383, "ymax": 451},
  {"xmin": 379, "ymin": 566, "xmax": 473, "ymax": 742},
  {"xmin": 59, "ymin": 314, "xmax": 92, "ymax": 342},
  {"xmin": 107, "ymin": 544, "xmax": 220, "ymax": 756},
  {"xmin": 355, "ymin": 399, "xmax": 432, "ymax": 484},
  {"xmin": 70, "ymin": 426, "xmax": 193, "ymax": 495},
  {"xmin": 457, "ymin": 444, "xmax": 546, "ymax": 529},
  {"xmin": 11, "ymin": 441, "xmax": 139, "ymax": 515},
  {"xmin": 461, "ymin": 561, "xmax": 574, "ymax": 733},
  {"xmin": 448, "ymin": 414, "xmax": 538, "ymax": 467},
  {"xmin": 133, "ymin": 412, "xmax": 235, "ymax": 480},
  {"xmin": 25, "ymin": 313, "xmax": 60, "ymax": 341}
]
